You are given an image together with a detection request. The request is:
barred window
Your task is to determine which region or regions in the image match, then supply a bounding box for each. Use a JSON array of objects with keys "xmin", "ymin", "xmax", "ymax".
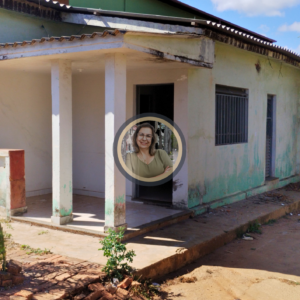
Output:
[{"xmin": 215, "ymin": 85, "xmax": 248, "ymax": 146}]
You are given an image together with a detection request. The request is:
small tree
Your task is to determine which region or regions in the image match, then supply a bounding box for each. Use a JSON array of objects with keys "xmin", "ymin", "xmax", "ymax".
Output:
[
  {"xmin": 0, "ymin": 223, "xmax": 6, "ymax": 271},
  {"xmin": 99, "ymin": 227, "xmax": 135, "ymax": 280}
]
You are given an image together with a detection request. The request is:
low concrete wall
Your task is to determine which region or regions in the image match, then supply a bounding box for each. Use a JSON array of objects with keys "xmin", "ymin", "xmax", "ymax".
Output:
[{"xmin": 0, "ymin": 149, "xmax": 27, "ymax": 218}]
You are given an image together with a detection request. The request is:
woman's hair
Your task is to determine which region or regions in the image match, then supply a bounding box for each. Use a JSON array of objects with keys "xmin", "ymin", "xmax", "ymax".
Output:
[{"xmin": 132, "ymin": 123, "xmax": 156, "ymax": 156}]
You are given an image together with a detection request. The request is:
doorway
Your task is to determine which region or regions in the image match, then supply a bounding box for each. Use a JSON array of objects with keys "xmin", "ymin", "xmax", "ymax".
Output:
[
  {"xmin": 135, "ymin": 84, "xmax": 174, "ymax": 204},
  {"xmin": 265, "ymin": 95, "xmax": 276, "ymax": 178}
]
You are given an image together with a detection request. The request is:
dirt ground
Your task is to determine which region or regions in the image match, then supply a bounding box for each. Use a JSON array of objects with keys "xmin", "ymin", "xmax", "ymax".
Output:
[{"xmin": 156, "ymin": 213, "xmax": 300, "ymax": 300}]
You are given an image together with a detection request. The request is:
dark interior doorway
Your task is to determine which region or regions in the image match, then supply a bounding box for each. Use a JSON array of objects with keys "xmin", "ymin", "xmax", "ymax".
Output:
[{"xmin": 135, "ymin": 84, "xmax": 174, "ymax": 204}]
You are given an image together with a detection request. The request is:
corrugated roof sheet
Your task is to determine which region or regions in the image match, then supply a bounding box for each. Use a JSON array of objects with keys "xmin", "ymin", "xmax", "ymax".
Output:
[
  {"xmin": 26, "ymin": 0, "xmax": 275, "ymax": 43},
  {"xmin": 205, "ymin": 21, "xmax": 300, "ymax": 60},
  {"xmin": 0, "ymin": 30, "xmax": 124, "ymax": 48}
]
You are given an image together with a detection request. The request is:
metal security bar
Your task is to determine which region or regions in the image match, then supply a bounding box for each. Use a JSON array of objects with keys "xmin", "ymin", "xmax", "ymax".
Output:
[{"xmin": 215, "ymin": 91, "xmax": 248, "ymax": 146}]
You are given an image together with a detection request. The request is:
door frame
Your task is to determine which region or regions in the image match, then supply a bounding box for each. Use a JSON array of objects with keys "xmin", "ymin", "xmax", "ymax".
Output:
[
  {"xmin": 265, "ymin": 94, "xmax": 277, "ymax": 178},
  {"xmin": 133, "ymin": 83, "xmax": 175, "ymax": 203}
]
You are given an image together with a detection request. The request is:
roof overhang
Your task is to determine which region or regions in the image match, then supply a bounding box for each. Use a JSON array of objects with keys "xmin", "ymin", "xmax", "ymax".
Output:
[{"xmin": 0, "ymin": 30, "xmax": 214, "ymax": 69}]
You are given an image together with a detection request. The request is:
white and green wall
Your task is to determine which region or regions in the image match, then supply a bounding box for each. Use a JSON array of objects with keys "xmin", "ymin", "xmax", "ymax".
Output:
[{"xmin": 187, "ymin": 42, "xmax": 300, "ymax": 211}]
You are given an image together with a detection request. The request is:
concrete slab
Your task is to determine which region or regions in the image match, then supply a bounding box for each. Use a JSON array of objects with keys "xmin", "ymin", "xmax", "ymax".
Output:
[
  {"xmin": 12, "ymin": 193, "xmax": 192, "ymax": 240},
  {"xmin": 3, "ymin": 188, "xmax": 300, "ymax": 279}
]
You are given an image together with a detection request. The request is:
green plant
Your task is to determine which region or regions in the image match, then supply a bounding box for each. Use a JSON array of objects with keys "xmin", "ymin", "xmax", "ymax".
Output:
[
  {"xmin": 38, "ymin": 230, "xmax": 49, "ymax": 235},
  {"xmin": 20, "ymin": 245, "xmax": 51, "ymax": 255},
  {"xmin": 0, "ymin": 223, "xmax": 6, "ymax": 271},
  {"xmin": 247, "ymin": 221, "xmax": 262, "ymax": 234},
  {"xmin": 264, "ymin": 219, "xmax": 276, "ymax": 226},
  {"xmin": 99, "ymin": 227, "xmax": 136, "ymax": 280},
  {"xmin": 4, "ymin": 233, "xmax": 11, "ymax": 239}
]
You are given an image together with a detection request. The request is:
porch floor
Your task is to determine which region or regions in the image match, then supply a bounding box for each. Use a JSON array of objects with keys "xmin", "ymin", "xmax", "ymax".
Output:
[{"xmin": 19, "ymin": 194, "xmax": 183, "ymax": 232}]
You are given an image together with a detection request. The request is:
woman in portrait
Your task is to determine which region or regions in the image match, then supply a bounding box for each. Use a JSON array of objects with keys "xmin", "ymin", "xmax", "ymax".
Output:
[{"xmin": 125, "ymin": 123, "xmax": 173, "ymax": 179}]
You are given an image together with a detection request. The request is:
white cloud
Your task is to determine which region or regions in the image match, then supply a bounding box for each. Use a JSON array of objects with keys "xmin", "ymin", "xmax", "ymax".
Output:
[
  {"xmin": 211, "ymin": 0, "xmax": 300, "ymax": 16},
  {"xmin": 279, "ymin": 22, "xmax": 300, "ymax": 32},
  {"xmin": 259, "ymin": 24, "xmax": 270, "ymax": 33}
]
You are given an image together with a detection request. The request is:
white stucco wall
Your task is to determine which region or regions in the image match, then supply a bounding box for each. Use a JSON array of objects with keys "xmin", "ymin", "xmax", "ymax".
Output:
[
  {"xmin": 0, "ymin": 71, "xmax": 52, "ymax": 196},
  {"xmin": 72, "ymin": 68, "xmax": 189, "ymax": 205},
  {"xmin": 1, "ymin": 42, "xmax": 299, "ymax": 211}
]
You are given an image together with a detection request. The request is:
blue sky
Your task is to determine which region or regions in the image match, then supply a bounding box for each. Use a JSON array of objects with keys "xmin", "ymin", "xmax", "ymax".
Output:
[{"xmin": 181, "ymin": 0, "xmax": 300, "ymax": 53}]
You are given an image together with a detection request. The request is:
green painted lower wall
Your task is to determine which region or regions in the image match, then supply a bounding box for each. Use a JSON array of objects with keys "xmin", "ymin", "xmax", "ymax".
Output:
[
  {"xmin": 70, "ymin": 0, "xmax": 199, "ymax": 18},
  {"xmin": 187, "ymin": 42, "xmax": 300, "ymax": 210},
  {"xmin": 0, "ymin": 9, "xmax": 105, "ymax": 43},
  {"xmin": 192, "ymin": 175, "xmax": 300, "ymax": 215}
]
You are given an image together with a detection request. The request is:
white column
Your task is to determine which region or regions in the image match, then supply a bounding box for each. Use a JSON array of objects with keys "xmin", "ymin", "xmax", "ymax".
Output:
[
  {"xmin": 104, "ymin": 53, "xmax": 127, "ymax": 232},
  {"xmin": 51, "ymin": 60, "xmax": 73, "ymax": 225}
]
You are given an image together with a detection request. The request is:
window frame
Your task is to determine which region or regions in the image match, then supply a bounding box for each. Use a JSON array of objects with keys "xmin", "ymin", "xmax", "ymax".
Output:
[{"xmin": 215, "ymin": 85, "xmax": 249, "ymax": 146}]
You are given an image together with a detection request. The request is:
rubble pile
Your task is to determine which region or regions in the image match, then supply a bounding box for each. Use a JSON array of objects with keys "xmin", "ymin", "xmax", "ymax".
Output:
[
  {"xmin": 0, "ymin": 260, "xmax": 25, "ymax": 288},
  {"xmin": 251, "ymin": 192, "xmax": 293, "ymax": 205},
  {"xmin": 285, "ymin": 182, "xmax": 300, "ymax": 192}
]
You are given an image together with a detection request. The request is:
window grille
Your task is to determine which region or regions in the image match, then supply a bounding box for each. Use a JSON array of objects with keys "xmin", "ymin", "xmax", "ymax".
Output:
[{"xmin": 215, "ymin": 85, "xmax": 248, "ymax": 146}]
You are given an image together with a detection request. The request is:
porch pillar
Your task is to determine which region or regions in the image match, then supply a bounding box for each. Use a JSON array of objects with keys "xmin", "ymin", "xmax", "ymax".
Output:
[
  {"xmin": 51, "ymin": 60, "xmax": 73, "ymax": 225},
  {"xmin": 104, "ymin": 53, "xmax": 127, "ymax": 232}
]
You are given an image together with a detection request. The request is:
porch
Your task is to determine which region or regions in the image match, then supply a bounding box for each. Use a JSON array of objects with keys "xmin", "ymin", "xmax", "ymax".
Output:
[
  {"xmin": 0, "ymin": 29, "xmax": 214, "ymax": 233},
  {"xmin": 11, "ymin": 194, "xmax": 191, "ymax": 240}
]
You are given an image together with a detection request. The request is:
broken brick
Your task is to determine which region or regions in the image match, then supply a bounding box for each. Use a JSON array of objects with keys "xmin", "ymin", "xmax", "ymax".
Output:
[
  {"xmin": 83, "ymin": 289, "xmax": 104, "ymax": 300},
  {"xmin": 0, "ymin": 271, "xmax": 12, "ymax": 280},
  {"xmin": 131, "ymin": 281, "xmax": 141, "ymax": 287},
  {"xmin": 14, "ymin": 290, "xmax": 33, "ymax": 300},
  {"xmin": 55, "ymin": 272, "xmax": 72, "ymax": 281},
  {"xmin": 12, "ymin": 275, "xmax": 25, "ymax": 285},
  {"xmin": 7, "ymin": 260, "xmax": 22, "ymax": 275},
  {"xmin": 2, "ymin": 280, "xmax": 13, "ymax": 287},
  {"xmin": 10, "ymin": 296, "xmax": 24, "ymax": 300},
  {"xmin": 117, "ymin": 277, "xmax": 133, "ymax": 289},
  {"xmin": 105, "ymin": 283, "xmax": 117, "ymax": 295},
  {"xmin": 88, "ymin": 282, "xmax": 105, "ymax": 292},
  {"xmin": 115, "ymin": 288, "xmax": 129, "ymax": 300},
  {"xmin": 99, "ymin": 291, "xmax": 114, "ymax": 300},
  {"xmin": 74, "ymin": 294, "xmax": 86, "ymax": 300}
]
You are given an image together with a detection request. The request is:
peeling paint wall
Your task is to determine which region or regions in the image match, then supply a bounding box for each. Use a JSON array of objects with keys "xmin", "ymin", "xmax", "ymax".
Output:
[
  {"xmin": 124, "ymin": 34, "xmax": 214, "ymax": 65},
  {"xmin": 187, "ymin": 42, "xmax": 300, "ymax": 208}
]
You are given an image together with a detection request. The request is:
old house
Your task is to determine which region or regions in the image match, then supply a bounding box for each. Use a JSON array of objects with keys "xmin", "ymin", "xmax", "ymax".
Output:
[{"xmin": 0, "ymin": 0, "xmax": 299, "ymax": 235}]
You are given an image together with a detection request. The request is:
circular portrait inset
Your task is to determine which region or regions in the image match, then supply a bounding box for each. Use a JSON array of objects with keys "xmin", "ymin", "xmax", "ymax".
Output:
[{"xmin": 114, "ymin": 114, "xmax": 186, "ymax": 186}]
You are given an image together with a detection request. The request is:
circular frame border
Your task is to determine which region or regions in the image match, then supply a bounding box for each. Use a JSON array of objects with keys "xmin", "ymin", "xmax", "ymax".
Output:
[{"xmin": 113, "ymin": 113, "xmax": 186, "ymax": 187}]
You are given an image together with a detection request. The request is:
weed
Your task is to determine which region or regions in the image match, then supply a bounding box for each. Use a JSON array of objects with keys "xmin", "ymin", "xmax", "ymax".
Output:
[
  {"xmin": 20, "ymin": 245, "xmax": 51, "ymax": 255},
  {"xmin": 99, "ymin": 227, "xmax": 136, "ymax": 280},
  {"xmin": 179, "ymin": 276, "xmax": 197, "ymax": 283},
  {"xmin": 264, "ymin": 219, "xmax": 276, "ymax": 226},
  {"xmin": 129, "ymin": 276, "xmax": 160, "ymax": 300},
  {"xmin": 0, "ymin": 219, "xmax": 13, "ymax": 230},
  {"xmin": 0, "ymin": 223, "xmax": 6, "ymax": 271},
  {"xmin": 4, "ymin": 233, "xmax": 11, "ymax": 239},
  {"xmin": 251, "ymin": 248, "xmax": 256, "ymax": 251},
  {"xmin": 247, "ymin": 221, "xmax": 262, "ymax": 234},
  {"xmin": 38, "ymin": 230, "xmax": 49, "ymax": 235}
]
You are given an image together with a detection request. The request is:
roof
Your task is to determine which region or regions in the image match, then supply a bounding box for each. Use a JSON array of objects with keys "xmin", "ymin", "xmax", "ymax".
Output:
[
  {"xmin": 1, "ymin": 27, "xmax": 300, "ymax": 68},
  {"xmin": 26, "ymin": 0, "xmax": 276, "ymax": 43}
]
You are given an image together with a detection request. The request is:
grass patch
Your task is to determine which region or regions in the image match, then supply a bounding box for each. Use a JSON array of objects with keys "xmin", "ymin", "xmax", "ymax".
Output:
[
  {"xmin": 20, "ymin": 245, "xmax": 51, "ymax": 255},
  {"xmin": 38, "ymin": 230, "xmax": 49, "ymax": 235},
  {"xmin": 264, "ymin": 219, "xmax": 276, "ymax": 226},
  {"xmin": 247, "ymin": 221, "xmax": 262, "ymax": 234}
]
